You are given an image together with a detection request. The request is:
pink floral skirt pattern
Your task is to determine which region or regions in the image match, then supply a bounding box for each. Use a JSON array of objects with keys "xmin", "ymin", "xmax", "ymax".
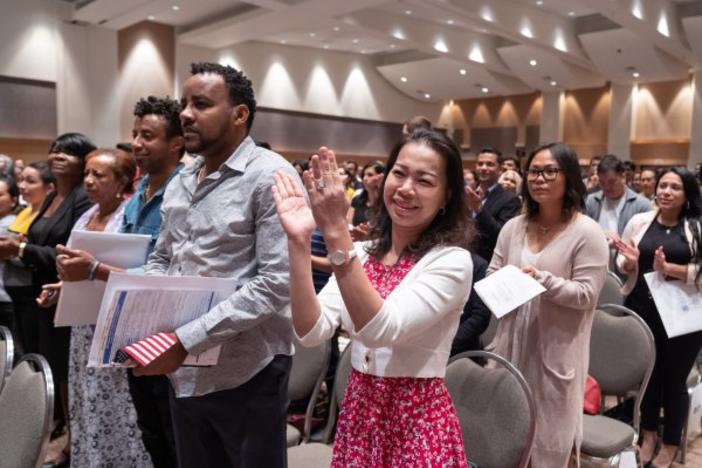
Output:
[{"xmin": 332, "ymin": 369, "xmax": 468, "ymax": 467}]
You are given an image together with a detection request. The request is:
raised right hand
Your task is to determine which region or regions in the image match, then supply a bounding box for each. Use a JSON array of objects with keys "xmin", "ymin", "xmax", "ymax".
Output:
[{"xmin": 272, "ymin": 171, "xmax": 316, "ymax": 242}]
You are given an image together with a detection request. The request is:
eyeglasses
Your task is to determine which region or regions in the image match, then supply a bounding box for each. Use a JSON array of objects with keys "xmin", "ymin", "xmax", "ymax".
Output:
[{"xmin": 526, "ymin": 167, "xmax": 560, "ymax": 181}]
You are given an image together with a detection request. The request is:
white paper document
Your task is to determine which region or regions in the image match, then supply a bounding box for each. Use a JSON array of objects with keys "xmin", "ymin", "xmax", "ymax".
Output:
[
  {"xmin": 88, "ymin": 272, "xmax": 239, "ymax": 368},
  {"xmin": 644, "ymin": 272, "xmax": 702, "ymax": 338},
  {"xmin": 474, "ymin": 265, "xmax": 547, "ymax": 319},
  {"xmin": 54, "ymin": 231, "xmax": 152, "ymax": 327}
]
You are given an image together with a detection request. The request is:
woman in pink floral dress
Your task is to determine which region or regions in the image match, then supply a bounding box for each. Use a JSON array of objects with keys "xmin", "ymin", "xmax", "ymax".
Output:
[{"xmin": 273, "ymin": 129, "xmax": 475, "ymax": 467}]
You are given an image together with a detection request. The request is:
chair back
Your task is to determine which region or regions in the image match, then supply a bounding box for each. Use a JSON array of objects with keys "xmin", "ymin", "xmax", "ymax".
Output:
[
  {"xmin": 0, "ymin": 354, "xmax": 54, "ymax": 468},
  {"xmin": 597, "ymin": 271, "xmax": 624, "ymax": 307},
  {"xmin": 288, "ymin": 340, "xmax": 331, "ymax": 441},
  {"xmin": 589, "ymin": 307, "xmax": 655, "ymax": 431},
  {"xmin": 322, "ymin": 344, "xmax": 352, "ymax": 443},
  {"xmin": 0, "ymin": 326, "xmax": 13, "ymax": 393},
  {"xmin": 446, "ymin": 351, "xmax": 536, "ymax": 468}
]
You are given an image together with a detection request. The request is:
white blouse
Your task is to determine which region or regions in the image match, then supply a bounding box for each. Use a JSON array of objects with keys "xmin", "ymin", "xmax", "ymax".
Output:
[{"xmin": 296, "ymin": 243, "xmax": 473, "ymax": 378}]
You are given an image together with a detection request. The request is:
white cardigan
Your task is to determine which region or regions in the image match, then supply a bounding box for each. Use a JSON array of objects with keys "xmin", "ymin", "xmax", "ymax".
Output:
[
  {"xmin": 297, "ymin": 243, "xmax": 473, "ymax": 378},
  {"xmin": 616, "ymin": 210, "xmax": 701, "ymax": 295}
]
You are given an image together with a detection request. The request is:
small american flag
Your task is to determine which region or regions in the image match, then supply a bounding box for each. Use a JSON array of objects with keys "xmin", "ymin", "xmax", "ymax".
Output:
[{"xmin": 120, "ymin": 332, "xmax": 177, "ymax": 366}]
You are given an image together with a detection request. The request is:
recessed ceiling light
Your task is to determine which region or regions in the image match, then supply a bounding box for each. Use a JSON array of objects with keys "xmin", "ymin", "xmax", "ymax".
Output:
[
  {"xmin": 280, "ymin": 39, "xmax": 287, "ymax": 44},
  {"xmin": 481, "ymin": 87, "xmax": 489, "ymax": 93},
  {"xmin": 424, "ymin": 93, "xmax": 431, "ymax": 99},
  {"xmin": 405, "ymin": 10, "xmax": 412, "ymax": 15},
  {"xmin": 529, "ymin": 59, "xmax": 537, "ymax": 66},
  {"xmin": 333, "ymin": 26, "xmax": 340, "ymax": 32},
  {"xmin": 323, "ymin": 44, "xmax": 329, "ymax": 49},
  {"xmin": 447, "ymin": 19, "xmax": 454, "ymax": 25},
  {"xmin": 550, "ymin": 80, "xmax": 557, "ymax": 86},
  {"xmin": 309, "ymin": 32, "xmax": 316, "ymax": 37},
  {"xmin": 632, "ymin": 71, "xmax": 640, "ymax": 78},
  {"xmin": 536, "ymin": 1, "xmax": 543, "ymax": 5},
  {"xmin": 148, "ymin": 15, "xmax": 156, "ymax": 20},
  {"xmin": 433, "ymin": 40, "xmax": 449, "ymax": 53},
  {"xmin": 568, "ymin": 11, "xmax": 575, "ymax": 17},
  {"xmin": 400, "ymin": 76, "xmax": 408, "ymax": 82},
  {"xmin": 459, "ymin": 69, "xmax": 467, "ymax": 75},
  {"xmin": 172, "ymin": 5, "xmax": 180, "ymax": 11},
  {"xmin": 389, "ymin": 44, "xmax": 396, "ymax": 49},
  {"xmin": 361, "ymin": 49, "xmax": 367, "ymax": 54},
  {"xmin": 353, "ymin": 38, "xmax": 360, "ymax": 44}
]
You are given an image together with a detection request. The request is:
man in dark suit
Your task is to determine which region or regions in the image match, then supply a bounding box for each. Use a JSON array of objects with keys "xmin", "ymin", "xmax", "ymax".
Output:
[
  {"xmin": 466, "ymin": 146, "xmax": 521, "ymax": 263},
  {"xmin": 451, "ymin": 253, "xmax": 491, "ymax": 356}
]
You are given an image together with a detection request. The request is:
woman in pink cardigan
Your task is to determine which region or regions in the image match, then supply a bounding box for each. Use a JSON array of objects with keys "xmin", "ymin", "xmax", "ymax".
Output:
[
  {"xmin": 612, "ymin": 167, "xmax": 702, "ymax": 468},
  {"xmin": 488, "ymin": 143, "xmax": 609, "ymax": 467}
]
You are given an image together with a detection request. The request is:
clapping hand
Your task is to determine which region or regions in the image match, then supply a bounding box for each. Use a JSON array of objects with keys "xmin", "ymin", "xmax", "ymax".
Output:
[
  {"xmin": 350, "ymin": 223, "xmax": 371, "ymax": 242},
  {"xmin": 653, "ymin": 246, "xmax": 668, "ymax": 275},
  {"xmin": 464, "ymin": 185, "xmax": 482, "ymax": 212},
  {"xmin": 273, "ymin": 171, "xmax": 316, "ymax": 243},
  {"xmin": 607, "ymin": 232, "xmax": 639, "ymax": 272}
]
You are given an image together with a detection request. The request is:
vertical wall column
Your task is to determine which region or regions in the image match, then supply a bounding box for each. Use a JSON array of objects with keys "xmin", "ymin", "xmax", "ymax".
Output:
[
  {"xmin": 607, "ymin": 83, "xmax": 634, "ymax": 160},
  {"xmin": 539, "ymin": 91, "xmax": 563, "ymax": 143},
  {"xmin": 689, "ymin": 70, "xmax": 702, "ymax": 171},
  {"xmin": 117, "ymin": 21, "xmax": 175, "ymax": 141}
]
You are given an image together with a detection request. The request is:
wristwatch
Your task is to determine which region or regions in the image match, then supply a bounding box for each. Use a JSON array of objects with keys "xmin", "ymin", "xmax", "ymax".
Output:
[
  {"xmin": 17, "ymin": 241, "xmax": 27, "ymax": 259},
  {"xmin": 327, "ymin": 248, "xmax": 357, "ymax": 266}
]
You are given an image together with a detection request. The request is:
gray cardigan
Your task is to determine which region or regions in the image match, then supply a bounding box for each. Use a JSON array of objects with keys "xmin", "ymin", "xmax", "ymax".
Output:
[{"xmin": 585, "ymin": 187, "xmax": 652, "ymax": 234}]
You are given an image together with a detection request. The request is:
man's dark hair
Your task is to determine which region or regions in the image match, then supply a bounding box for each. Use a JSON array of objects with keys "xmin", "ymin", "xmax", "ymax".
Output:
[
  {"xmin": 597, "ymin": 154, "xmax": 625, "ymax": 174},
  {"xmin": 190, "ymin": 62, "xmax": 257, "ymax": 130},
  {"xmin": 622, "ymin": 161, "xmax": 637, "ymax": 171},
  {"xmin": 523, "ymin": 143, "xmax": 586, "ymax": 221},
  {"xmin": 133, "ymin": 96, "xmax": 183, "ymax": 140},
  {"xmin": 503, "ymin": 155, "xmax": 520, "ymax": 170},
  {"xmin": 479, "ymin": 145, "xmax": 503, "ymax": 164}
]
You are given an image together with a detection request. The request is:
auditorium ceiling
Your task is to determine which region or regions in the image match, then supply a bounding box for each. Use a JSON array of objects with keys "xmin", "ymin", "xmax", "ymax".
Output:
[{"xmin": 64, "ymin": 0, "xmax": 702, "ymax": 101}]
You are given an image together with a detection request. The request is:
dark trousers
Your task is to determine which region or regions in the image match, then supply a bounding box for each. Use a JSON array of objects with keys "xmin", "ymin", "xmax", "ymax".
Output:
[
  {"xmin": 629, "ymin": 296, "xmax": 702, "ymax": 445},
  {"xmin": 128, "ymin": 372, "xmax": 177, "ymax": 468},
  {"xmin": 0, "ymin": 301, "xmax": 13, "ymax": 335},
  {"xmin": 6, "ymin": 285, "xmax": 41, "ymax": 359},
  {"xmin": 169, "ymin": 355, "xmax": 291, "ymax": 468}
]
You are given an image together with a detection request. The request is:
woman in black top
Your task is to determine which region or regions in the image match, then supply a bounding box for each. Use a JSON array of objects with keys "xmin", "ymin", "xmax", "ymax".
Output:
[
  {"xmin": 613, "ymin": 168, "xmax": 702, "ymax": 468},
  {"xmin": 347, "ymin": 161, "xmax": 385, "ymax": 241},
  {"xmin": 0, "ymin": 133, "xmax": 94, "ymax": 462}
]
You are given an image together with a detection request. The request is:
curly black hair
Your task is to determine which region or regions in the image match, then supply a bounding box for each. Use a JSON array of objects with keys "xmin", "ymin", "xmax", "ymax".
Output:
[
  {"xmin": 190, "ymin": 62, "xmax": 257, "ymax": 130},
  {"xmin": 133, "ymin": 96, "xmax": 183, "ymax": 140}
]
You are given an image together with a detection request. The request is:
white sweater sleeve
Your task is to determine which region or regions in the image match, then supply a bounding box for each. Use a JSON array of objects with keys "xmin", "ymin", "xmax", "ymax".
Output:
[{"xmin": 354, "ymin": 247, "xmax": 472, "ymax": 348}]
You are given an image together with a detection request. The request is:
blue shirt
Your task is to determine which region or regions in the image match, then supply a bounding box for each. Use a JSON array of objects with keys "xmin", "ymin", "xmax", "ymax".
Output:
[
  {"xmin": 121, "ymin": 164, "xmax": 184, "ymax": 254},
  {"xmin": 311, "ymin": 228, "xmax": 330, "ymax": 293}
]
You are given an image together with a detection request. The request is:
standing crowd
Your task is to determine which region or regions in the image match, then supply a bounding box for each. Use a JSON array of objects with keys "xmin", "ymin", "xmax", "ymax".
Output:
[{"xmin": 0, "ymin": 61, "xmax": 700, "ymax": 468}]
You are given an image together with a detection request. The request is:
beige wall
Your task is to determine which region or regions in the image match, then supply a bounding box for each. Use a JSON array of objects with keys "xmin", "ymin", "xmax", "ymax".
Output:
[
  {"xmin": 453, "ymin": 92, "xmax": 542, "ymax": 148},
  {"xmin": 176, "ymin": 41, "xmax": 443, "ymax": 125},
  {"xmin": 562, "ymin": 86, "xmax": 610, "ymax": 162},
  {"xmin": 632, "ymin": 78, "xmax": 693, "ymax": 142},
  {"xmin": 118, "ymin": 21, "xmax": 175, "ymax": 141}
]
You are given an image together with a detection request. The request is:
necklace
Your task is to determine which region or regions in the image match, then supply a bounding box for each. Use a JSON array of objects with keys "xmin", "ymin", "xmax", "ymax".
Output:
[{"xmin": 657, "ymin": 215, "xmax": 679, "ymax": 235}]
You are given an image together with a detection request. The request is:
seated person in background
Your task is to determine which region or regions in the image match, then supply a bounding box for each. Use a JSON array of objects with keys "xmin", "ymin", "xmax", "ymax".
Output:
[
  {"xmin": 501, "ymin": 155, "xmax": 520, "ymax": 173},
  {"xmin": 639, "ymin": 168, "xmax": 657, "ymax": 201},
  {"xmin": 585, "ymin": 154, "xmax": 651, "ymax": 236},
  {"xmin": 450, "ymin": 252, "xmax": 490, "ymax": 356},
  {"xmin": 632, "ymin": 170, "xmax": 642, "ymax": 193},
  {"xmin": 348, "ymin": 161, "xmax": 385, "ymax": 241},
  {"xmin": 463, "ymin": 168, "xmax": 477, "ymax": 191},
  {"xmin": 498, "ymin": 169, "xmax": 523, "ymax": 196},
  {"xmin": 623, "ymin": 160, "xmax": 637, "ymax": 188},
  {"xmin": 465, "ymin": 146, "xmax": 521, "ymax": 263}
]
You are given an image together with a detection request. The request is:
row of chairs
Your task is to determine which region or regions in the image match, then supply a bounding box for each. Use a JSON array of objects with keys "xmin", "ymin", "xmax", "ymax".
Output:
[
  {"xmin": 285, "ymin": 300, "xmax": 661, "ymax": 468},
  {"xmin": 0, "ymin": 326, "xmax": 55, "ymax": 468}
]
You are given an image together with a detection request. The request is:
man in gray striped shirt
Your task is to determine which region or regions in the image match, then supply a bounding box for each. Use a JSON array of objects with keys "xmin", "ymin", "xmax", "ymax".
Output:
[{"xmin": 133, "ymin": 62, "xmax": 300, "ymax": 467}]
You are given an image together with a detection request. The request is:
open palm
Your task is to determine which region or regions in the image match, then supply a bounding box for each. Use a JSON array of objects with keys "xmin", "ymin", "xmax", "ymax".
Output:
[{"xmin": 273, "ymin": 172, "xmax": 315, "ymax": 240}]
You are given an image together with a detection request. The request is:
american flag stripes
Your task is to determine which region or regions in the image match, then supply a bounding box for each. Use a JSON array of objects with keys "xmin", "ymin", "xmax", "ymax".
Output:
[{"xmin": 121, "ymin": 332, "xmax": 178, "ymax": 366}]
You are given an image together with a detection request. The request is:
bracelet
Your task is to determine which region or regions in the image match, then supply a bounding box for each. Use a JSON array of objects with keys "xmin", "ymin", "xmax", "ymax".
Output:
[{"xmin": 88, "ymin": 261, "xmax": 100, "ymax": 281}]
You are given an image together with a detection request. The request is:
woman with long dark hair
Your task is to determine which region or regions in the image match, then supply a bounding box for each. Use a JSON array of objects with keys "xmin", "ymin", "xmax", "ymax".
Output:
[
  {"xmin": 274, "ymin": 129, "xmax": 474, "ymax": 465},
  {"xmin": 488, "ymin": 143, "xmax": 609, "ymax": 466},
  {"xmin": 612, "ymin": 167, "xmax": 702, "ymax": 468},
  {"xmin": 0, "ymin": 133, "xmax": 94, "ymax": 466}
]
